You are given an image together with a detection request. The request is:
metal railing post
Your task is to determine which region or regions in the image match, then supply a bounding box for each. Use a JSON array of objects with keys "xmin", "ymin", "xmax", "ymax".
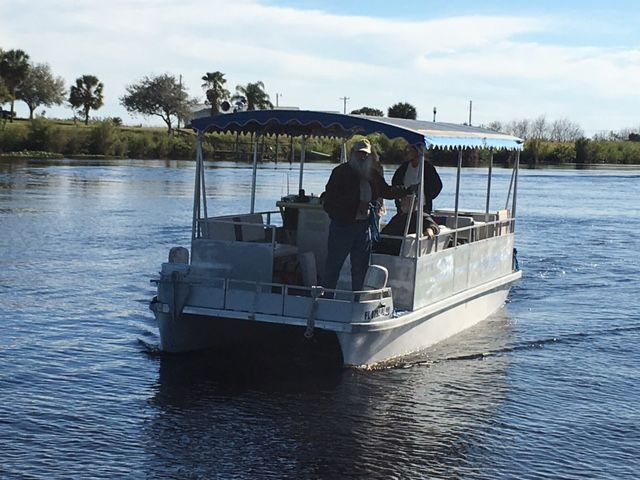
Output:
[
  {"xmin": 453, "ymin": 149, "xmax": 463, "ymax": 247},
  {"xmin": 512, "ymin": 150, "xmax": 520, "ymax": 232},
  {"xmin": 250, "ymin": 133, "xmax": 260, "ymax": 213},
  {"xmin": 298, "ymin": 136, "xmax": 307, "ymax": 194},
  {"xmin": 485, "ymin": 150, "xmax": 493, "ymax": 239},
  {"xmin": 198, "ymin": 136, "xmax": 209, "ymax": 238},
  {"xmin": 192, "ymin": 132, "xmax": 203, "ymax": 240},
  {"xmin": 416, "ymin": 145, "xmax": 425, "ymax": 258}
]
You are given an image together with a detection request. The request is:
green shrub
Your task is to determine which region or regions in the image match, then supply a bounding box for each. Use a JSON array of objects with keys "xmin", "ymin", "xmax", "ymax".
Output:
[
  {"xmin": 0, "ymin": 123, "xmax": 28, "ymax": 152},
  {"xmin": 152, "ymin": 133, "xmax": 170, "ymax": 159},
  {"xmin": 63, "ymin": 128, "xmax": 90, "ymax": 155},
  {"xmin": 622, "ymin": 142, "xmax": 640, "ymax": 164},
  {"xmin": 125, "ymin": 131, "xmax": 151, "ymax": 158},
  {"xmin": 26, "ymin": 118, "xmax": 60, "ymax": 152},
  {"xmin": 112, "ymin": 137, "xmax": 128, "ymax": 157},
  {"xmin": 575, "ymin": 138, "xmax": 589, "ymax": 164},
  {"xmin": 168, "ymin": 135, "xmax": 195, "ymax": 159},
  {"xmin": 548, "ymin": 143, "xmax": 576, "ymax": 164},
  {"xmin": 89, "ymin": 120, "xmax": 119, "ymax": 155}
]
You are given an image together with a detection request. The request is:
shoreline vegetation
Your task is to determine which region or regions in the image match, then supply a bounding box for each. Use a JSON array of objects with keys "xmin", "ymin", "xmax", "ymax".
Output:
[
  {"xmin": 2, "ymin": 48, "xmax": 639, "ymax": 167},
  {"xmin": 1, "ymin": 117, "xmax": 640, "ymax": 167},
  {"xmin": 2, "ymin": 47, "xmax": 639, "ymax": 167}
]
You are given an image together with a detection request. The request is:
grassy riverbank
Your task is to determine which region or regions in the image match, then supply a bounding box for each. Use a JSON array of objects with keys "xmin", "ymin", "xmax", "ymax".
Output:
[{"xmin": 1, "ymin": 117, "xmax": 640, "ymax": 166}]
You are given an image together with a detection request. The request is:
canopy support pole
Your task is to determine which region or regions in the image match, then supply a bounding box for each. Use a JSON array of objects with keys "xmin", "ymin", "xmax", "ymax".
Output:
[
  {"xmin": 485, "ymin": 150, "xmax": 493, "ymax": 219},
  {"xmin": 511, "ymin": 150, "xmax": 520, "ymax": 232},
  {"xmin": 415, "ymin": 145, "xmax": 426, "ymax": 258},
  {"xmin": 199, "ymin": 137, "xmax": 208, "ymax": 238},
  {"xmin": 505, "ymin": 157, "xmax": 516, "ymax": 210},
  {"xmin": 250, "ymin": 133, "xmax": 260, "ymax": 213},
  {"xmin": 484, "ymin": 150, "xmax": 493, "ymax": 239},
  {"xmin": 298, "ymin": 136, "xmax": 306, "ymax": 195},
  {"xmin": 192, "ymin": 132, "xmax": 203, "ymax": 240},
  {"xmin": 453, "ymin": 149, "xmax": 463, "ymax": 247}
]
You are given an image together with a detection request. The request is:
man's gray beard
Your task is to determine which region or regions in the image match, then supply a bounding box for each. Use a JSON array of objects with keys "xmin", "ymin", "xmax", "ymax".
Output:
[{"xmin": 349, "ymin": 153, "xmax": 373, "ymax": 179}]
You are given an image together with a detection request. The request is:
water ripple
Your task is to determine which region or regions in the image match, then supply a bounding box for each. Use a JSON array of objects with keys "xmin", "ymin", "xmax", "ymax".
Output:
[{"xmin": 1, "ymin": 162, "xmax": 639, "ymax": 479}]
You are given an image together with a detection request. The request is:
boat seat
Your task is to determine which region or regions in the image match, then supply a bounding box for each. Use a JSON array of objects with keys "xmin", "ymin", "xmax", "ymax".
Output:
[
  {"xmin": 298, "ymin": 251, "xmax": 318, "ymax": 286},
  {"xmin": 272, "ymin": 244, "xmax": 301, "ymax": 285},
  {"xmin": 168, "ymin": 246, "xmax": 189, "ymax": 264},
  {"xmin": 445, "ymin": 216, "xmax": 474, "ymax": 243},
  {"xmin": 203, "ymin": 213, "xmax": 266, "ymax": 242},
  {"xmin": 400, "ymin": 226, "xmax": 452, "ymax": 257},
  {"xmin": 496, "ymin": 209, "xmax": 510, "ymax": 235},
  {"xmin": 363, "ymin": 265, "xmax": 388, "ymax": 290}
]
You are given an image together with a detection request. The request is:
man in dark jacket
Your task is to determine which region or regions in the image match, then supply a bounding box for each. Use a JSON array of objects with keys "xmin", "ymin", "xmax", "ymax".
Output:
[
  {"xmin": 374, "ymin": 145, "xmax": 443, "ymax": 256},
  {"xmin": 322, "ymin": 139, "xmax": 405, "ymax": 291},
  {"xmin": 391, "ymin": 145, "xmax": 442, "ymax": 214}
]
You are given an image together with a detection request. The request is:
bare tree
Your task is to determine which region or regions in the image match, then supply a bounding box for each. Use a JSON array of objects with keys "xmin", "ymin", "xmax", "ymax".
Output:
[
  {"xmin": 486, "ymin": 120, "xmax": 503, "ymax": 132},
  {"xmin": 508, "ymin": 119, "xmax": 531, "ymax": 139},
  {"xmin": 549, "ymin": 118, "xmax": 584, "ymax": 142},
  {"xmin": 530, "ymin": 115, "xmax": 547, "ymax": 139}
]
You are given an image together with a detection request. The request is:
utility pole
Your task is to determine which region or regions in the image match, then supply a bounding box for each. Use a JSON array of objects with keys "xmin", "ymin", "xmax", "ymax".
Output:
[
  {"xmin": 468, "ymin": 100, "xmax": 472, "ymax": 125},
  {"xmin": 340, "ymin": 96, "xmax": 350, "ymax": 114},
  {"xmin": 433, "ymin": 106, "xmax": 437, "ymax": 122},
  {"xmin": 275, "ymin": 93, "xmax": 282, "ymax": 108},
  {"xmin": 177, "ymin": 74, "xmax": 183, "ymax": 129}
]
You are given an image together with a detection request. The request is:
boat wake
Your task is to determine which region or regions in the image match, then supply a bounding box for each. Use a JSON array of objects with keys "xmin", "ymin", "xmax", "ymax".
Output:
[
  {"xmin": 137, "ymin": 338, "xmax": 163, "ymax": 356},
  {"xmin": 394, "ymin": 323, "xmax": 640, "ymax": 369}
]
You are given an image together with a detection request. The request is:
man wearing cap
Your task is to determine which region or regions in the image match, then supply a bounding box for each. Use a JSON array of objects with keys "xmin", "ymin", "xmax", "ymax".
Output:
[
  {"xmin": 322, "ymin": 138, "xmax": 406, "ymax": 291},
  {"xmin": 392, "ymin": 145, "xmax": 442, "ymax": 214},
  {"xmin": 372, "ymin": 144, "xmax": 443, "ymax": 255}
]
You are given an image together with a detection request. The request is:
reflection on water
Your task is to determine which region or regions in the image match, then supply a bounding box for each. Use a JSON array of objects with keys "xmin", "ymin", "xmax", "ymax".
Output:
[{"xmin": 145, "ymin": 314, "xmax": 512, "ymax": 478}]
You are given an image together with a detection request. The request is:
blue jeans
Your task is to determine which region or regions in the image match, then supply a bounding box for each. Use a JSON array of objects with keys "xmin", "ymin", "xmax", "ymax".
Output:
[{"xmin": 323, "ymin": 219, "xmax": 371, "ymax": 291}]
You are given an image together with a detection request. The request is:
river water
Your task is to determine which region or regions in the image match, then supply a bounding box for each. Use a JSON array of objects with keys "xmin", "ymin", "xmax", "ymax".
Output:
[{"xmin": 1, "ymin": 159, "xmax": 638, "ymax": 479}]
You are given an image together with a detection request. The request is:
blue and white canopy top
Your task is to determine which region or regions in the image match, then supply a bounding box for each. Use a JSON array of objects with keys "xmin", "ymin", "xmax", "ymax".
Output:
[{"xmin": 189, "ymin": 109, "xmax": 523, "ymax": 151}]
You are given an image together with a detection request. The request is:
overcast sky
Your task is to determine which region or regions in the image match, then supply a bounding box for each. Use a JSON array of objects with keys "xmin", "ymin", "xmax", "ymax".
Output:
[{"xmin": 2, "ymin": 0, "xmax": 639, "ymax": 135}]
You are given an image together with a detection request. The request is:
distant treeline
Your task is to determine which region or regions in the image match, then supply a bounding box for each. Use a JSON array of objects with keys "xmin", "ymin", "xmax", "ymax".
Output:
[
  {"xmin": 0, "ymin": 118, "xmax": 338, "ymax": 161},
  {"xmin": 1, "ymin": 117, "xmax": 640, "ymax": 166}
]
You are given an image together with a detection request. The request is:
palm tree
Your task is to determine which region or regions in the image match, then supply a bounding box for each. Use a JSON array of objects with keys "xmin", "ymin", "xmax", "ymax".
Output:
[
  {"xmin": 232, "ymin": 81, "xmax": 273, "ymax": 110},
  {"xmin": 201, "ymin": 71, "xmax": 230, "ymax": 115},
  {"xmin": 0, "ymin": 49, "xmax": 30, "ymax": 121},
  {"xmin": 69, "ymin": 75, "xmax": 104, "ymax": 125}
]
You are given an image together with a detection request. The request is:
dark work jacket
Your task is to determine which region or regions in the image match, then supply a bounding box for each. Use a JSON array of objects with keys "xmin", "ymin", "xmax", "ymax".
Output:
[
  {"xmin": 323, "ymin": 163, "xmax": 403, "ymax": 224},
  {"xmin": 391, "ymin": 160, "xmax": 443, "ymax": 213}
]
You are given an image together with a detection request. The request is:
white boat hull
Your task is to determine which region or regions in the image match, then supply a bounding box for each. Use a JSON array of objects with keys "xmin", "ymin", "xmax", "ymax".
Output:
[
  {"xmin": 337, "ymin": 281, "xmax": 512, "ymax": 366},
  {"xmin": 151, "ymin": 270, "xmax": 520, "ymax": 368}
]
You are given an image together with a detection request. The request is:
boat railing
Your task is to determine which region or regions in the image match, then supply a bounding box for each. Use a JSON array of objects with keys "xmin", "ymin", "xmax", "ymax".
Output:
[
  {"xmin": 227, "ymin": 279, "xmax": 391, "ymax": 300},
  {"xmin": 377, "ymin": 229, "xmax": 450, "ymax": 255},
  {"xmin": 167, "ymin": 274, "xmax": 392, "ymax": 320},
  {"xmin": 442, "ymin": 216, "xmax": 515, "ymax": 242},
  {"xmin": 376, "ymin": 215, "xmax": 515, "ymax": 257}
]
